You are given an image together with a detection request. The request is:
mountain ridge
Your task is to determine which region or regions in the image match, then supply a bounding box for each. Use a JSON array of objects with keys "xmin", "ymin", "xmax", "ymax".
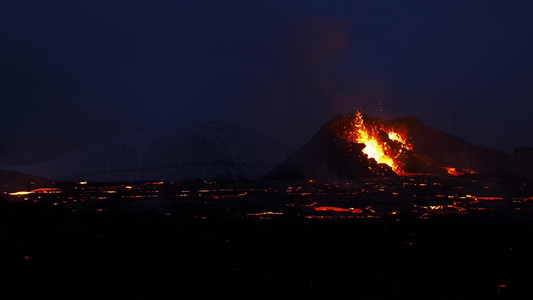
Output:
[{"xmin": 2, "ymin": 122, "xmax": 292, "ymax": 182}]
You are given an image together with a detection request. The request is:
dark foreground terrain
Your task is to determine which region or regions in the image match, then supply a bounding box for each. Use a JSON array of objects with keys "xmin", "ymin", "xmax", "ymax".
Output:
[{"xmin": 1, "ymin": 176, "xmax": 533, "ymax": 299}]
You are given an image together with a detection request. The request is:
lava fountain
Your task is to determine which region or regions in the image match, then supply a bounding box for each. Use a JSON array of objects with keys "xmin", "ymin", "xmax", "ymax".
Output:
[{"xmin": 344, "ymin": 111, "xmax": 413, "ymax": 174}]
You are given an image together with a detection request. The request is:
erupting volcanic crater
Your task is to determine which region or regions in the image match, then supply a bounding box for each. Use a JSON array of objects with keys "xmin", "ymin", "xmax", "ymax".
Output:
[
  {"xmin": 332, "ymin": 110, "xmax": 413, "ymax": 174},
  {"xmin": 268, "ymin": 110, "xmax": 512, "ymax": 180}
]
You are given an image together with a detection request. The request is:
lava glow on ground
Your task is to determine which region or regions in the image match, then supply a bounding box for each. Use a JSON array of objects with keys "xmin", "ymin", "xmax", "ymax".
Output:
[
  {"xmin": 2, "ymin": 175, "xmax": 533, "ymax": 298},
  {"xmin": 4, "ymin": 175, "xmax": 532, "ymax": 222}
]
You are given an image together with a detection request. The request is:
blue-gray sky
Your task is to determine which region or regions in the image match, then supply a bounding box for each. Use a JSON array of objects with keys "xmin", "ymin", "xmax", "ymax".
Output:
[{"xmin": 1, "ymin": 0, "xmax": 533, "ymax": 156}]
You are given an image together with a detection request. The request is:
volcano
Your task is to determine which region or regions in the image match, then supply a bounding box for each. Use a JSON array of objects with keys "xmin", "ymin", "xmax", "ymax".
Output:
[{"xmin": 267, "ymin": 111, "xmax": 515, "ymax": 180}]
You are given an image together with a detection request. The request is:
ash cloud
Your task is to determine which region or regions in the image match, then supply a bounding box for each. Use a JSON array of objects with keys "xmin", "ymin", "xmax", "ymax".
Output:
[{"xmin": 234, "ymin": 17, "xmax": 352, "ymax": 148}]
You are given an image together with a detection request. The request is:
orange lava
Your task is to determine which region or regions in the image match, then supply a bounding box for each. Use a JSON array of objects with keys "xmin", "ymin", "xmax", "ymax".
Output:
[
  {"xmin": 466, "ymin": 195, "xmax": 504, "ymax": 201},
  {"xmin": 443, "ymin": 167, "xmax": 478, "ymax": 176},
  {"xmin": 443, "ymin": 167, "xmax": 464, "ymax": 176},
  {"xmin": 463, "ymin": 169, "xmax": 479, "ymax": 175},
  {"xmin": 9, "ymin": 187, "xmax": 62, "ymax": 196},
  {"xmin": 313, "ymin": 206, "xmax": 363, "ymax": 213},
  {"xmin": 32, "ymin": 188, "xmax": 61, "ymax": 193},
  {"xmin": 347, "ymin": 111, "xmax": 412, "ymax": 174}
]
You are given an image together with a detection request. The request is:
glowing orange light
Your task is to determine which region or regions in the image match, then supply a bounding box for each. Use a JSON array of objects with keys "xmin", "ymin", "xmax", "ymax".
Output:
[
  {"xmin": 443, "ymin": 167, "xmax": 464, "ymax": 176},
  {"xmin": 443, "ymin": 167, "xmax": 479, "ymax": 176},
  {"xmin": 313, "ymin": 206, "xmax": 363, "ymax": 213},
  {"xmin": 8, "ymin": 191, "xmax": 32, "ymax": 196},
  {"xmin": 8, "ymin": 188, "xmax": 61, "ymax": 196},
  {"xmin": 387, "ymin": 131, "xmax": 411, "ymax": 149},
  {"xmin": 31, "ymin": 188, "xmax": 61, "ymax": 193},
  {"xmin": 463, "ymin": 169, "xmax": 479, "ymax": 175},
  {"xmin": 247, "ymin": 212, "xmax": 284, "ymax": 216},
  {"xmin": 469, "ymin": 196, "xmax": 504, "ymax": 201},
  {"xmin": 347, "ymin": 111, "xmax": 412, "ymax": 173}
]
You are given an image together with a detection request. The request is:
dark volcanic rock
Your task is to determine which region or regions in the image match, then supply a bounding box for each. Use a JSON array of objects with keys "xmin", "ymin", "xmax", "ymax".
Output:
[
  {"xmin": 508, "ymin": 147, "xmax": 533, "ymax": 182},
  {"xmin": 398, "ymin": 116, "xmax": 511, "ymax": 174}
]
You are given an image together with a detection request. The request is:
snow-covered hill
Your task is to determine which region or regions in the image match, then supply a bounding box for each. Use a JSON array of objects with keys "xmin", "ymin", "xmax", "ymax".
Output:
[
  {"xmin": 2, "ymin": 122, "xmax": 291, "ymax": 182},
  {"xmin": 0, "ymin": 154, "xmax": 58, "ymax": 167}
]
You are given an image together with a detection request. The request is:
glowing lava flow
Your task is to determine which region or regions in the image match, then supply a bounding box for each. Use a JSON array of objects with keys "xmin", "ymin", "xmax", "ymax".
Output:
[
  {"xmin": 443, "ymin": 167, "xmax": 463, "ymax": 176},
  {"xmin": 443, "ymin": 167, "xmax": 479, "ymax": 176},
  {"xmin": 349, "ymin": 111, "xmax": 412, "ymax": 174}
]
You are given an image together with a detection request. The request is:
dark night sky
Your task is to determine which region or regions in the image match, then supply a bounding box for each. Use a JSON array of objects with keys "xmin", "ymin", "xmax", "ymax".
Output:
[{"xmin": 1, "ymin": 0, "xmax": 533, "ymax": 157}]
